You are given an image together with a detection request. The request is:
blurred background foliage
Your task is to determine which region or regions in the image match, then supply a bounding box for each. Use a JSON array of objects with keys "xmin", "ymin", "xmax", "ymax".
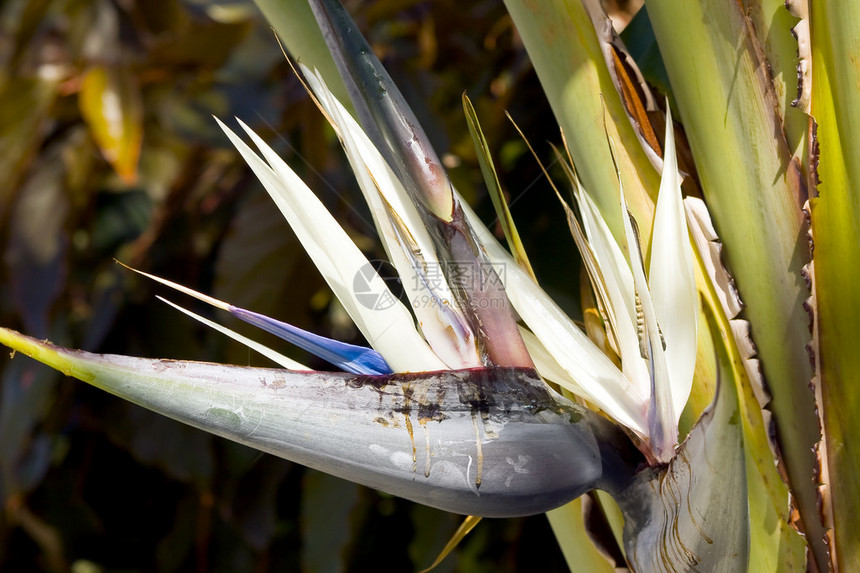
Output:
[{"xmin": 0, "ymin": 0, "xmax": 638, "ymax": 570}]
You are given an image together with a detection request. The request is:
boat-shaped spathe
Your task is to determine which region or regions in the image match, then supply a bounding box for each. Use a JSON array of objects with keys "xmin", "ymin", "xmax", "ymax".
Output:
[{"xmin": 0, "ymin": 328, "xmax": 640, "ymax": 518}]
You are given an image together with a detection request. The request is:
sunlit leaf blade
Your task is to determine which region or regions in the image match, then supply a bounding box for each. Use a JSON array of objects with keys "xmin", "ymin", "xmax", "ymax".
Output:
[
  {"xmin": 809, "ymin": 1, "xmax": 860, "ymax": 568},
  {"xmin": 306, "ymin": 0, "xmax": 453, "ymax": 221},
  {"xmin": 418, "ymin": 515, "xmax": 482, "ymax": 573},
  {"xmin": 546, "ymin": 498, "xmax": 616, "ymax": 573},
  {"xmin": 0, "ymin": 328, "xmax": 642, "ymax": 518},
  {"xmin": 644, "ymin": 0, "xmax": 824, "ymax": 562},
  {"xmin": 462, "ymin": 93, "xmax": 535, "ymax": 279},
  {"xmin": 648, "ymin": 106, "xmax": 697, "ymax": 420},
  {"xmin": 503, "ymin": 0, "xmax": 661, "ymax": 242},
  {"xmin": 742, "ymin": 0, "xmax": 808, "ymax": 162},
  {"xmin": 615, "ymin": 307, "xmax": 748, "ymax": 572},
  {"xmin": 78, "ymin": 65, "xmax": 142, "ymax": 184},
  {"xmin": 215, "ymin": 117, "xmax": 447, "ymax": 373}
]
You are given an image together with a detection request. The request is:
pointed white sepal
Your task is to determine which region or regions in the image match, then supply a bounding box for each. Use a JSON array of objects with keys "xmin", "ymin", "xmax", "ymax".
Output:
[
  {"xmin": 618, "ymin": 176, "xmax": 675, "ymax": 461},
  {"xmin": 649, "ymin": 106, "xmax": 698, "ymax": 420},
  {"xmin": 156, "ymin": 296, "xmax": 309, "ymax": 370},
  {"xmin": 573, "ymin": 183, "xmax": 650, "ymax": 398},
  {"xmin": 458, "ymin": 192, "xmax": 649, "ymax": 437},
  {"xmin": 301, "ymin": 67, "xmax": 480, "ymax": 369},
  {"xmin": 216, "ymin": 118, "xmax": 446, "ymax": 373}
]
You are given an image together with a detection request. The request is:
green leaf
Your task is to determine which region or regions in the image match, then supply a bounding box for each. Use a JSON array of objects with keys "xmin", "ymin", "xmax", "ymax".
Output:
[
  {"xmin": 250, "ymin": 0, "xmax": 350, "ymax": 107},
  {"xmin": 743, "ymin": 0, "xmax": 808, "ymax": 161},
  {"xmin": 546, "ymin": 497, "xmax": 616, "ymax": 573},
  {"xmin": 503, "ymin": 0, "xmax": 661, "ymax": 242},
  {"xmin": 809, "ymin": 1, "xmax": 860, "ymax": 568},
  {"xmin": 643, "ymin": 0, "xmax": 824, "ymax": 565}
]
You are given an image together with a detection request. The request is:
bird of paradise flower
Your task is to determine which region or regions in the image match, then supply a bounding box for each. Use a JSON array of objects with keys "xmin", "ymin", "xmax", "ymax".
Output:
[{"xmin": 0, "ymin": 1, "xmax": 749, "ymax": 569}]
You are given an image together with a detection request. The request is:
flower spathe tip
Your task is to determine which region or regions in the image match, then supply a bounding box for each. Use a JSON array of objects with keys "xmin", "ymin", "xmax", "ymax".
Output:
[{"xmin": 307, "ymin": 0, "xmax": 454, "ymax": 222}]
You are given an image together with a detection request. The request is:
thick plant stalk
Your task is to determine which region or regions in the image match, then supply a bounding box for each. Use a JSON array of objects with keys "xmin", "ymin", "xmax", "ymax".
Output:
[{"xmin": 642, "ymin": 0, "xmax": 825, "ymax": 567}]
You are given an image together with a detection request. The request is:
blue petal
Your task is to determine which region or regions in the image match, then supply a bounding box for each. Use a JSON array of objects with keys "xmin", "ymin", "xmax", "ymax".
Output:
[{"xmin": 229, "ymin": 306, "xmax": 392, "ymax": 375}]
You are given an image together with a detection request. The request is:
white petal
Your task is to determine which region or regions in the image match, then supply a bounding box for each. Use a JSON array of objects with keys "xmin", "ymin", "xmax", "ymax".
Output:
[
  {"xmin": 519, "ymin": 326, "xmax": 585, "ymax": 393},
  {"xmin": 618, "ymin": 177, "xmax": 675, "ymax": 460},
  {"xmin": 649, "ymin": 106, "xmax": 698, "ymax": 420},
  {"xmin": 458, "ymin": 193, "xmax": 648, "ymax": 436},
  {"xmin": 217, "ymin": 118, "xmax": 446, "ymax": 373},
  {"xmin": 573, "ymin": 184, "xmax": 649, "ymax": 397},
  {"xmin": 303, "ymin": 67, "xmax": 481, "ymax": 369}
]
